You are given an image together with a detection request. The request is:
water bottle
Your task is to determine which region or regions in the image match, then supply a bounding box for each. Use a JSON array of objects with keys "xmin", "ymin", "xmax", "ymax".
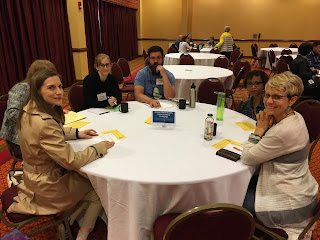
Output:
[
  {"xmin": 216, "ymin": 92, "xmax": 225, "ymax": 121},
  {"xmin": 189, "ymin": 83, "xmax": 196, "ymax": 108},
  {"xmin": 204, "ymin": 114, "xmax": 214, "ymax": 140}
]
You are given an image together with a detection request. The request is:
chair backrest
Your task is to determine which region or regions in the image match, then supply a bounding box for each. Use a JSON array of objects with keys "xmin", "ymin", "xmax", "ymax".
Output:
[
  {"xmin": 232, "ymin": 66, "xmax": 246, "ymax": 91},
  {"xmin": 167, "ymin": 47, "xmax": 178, "ymax": 54},
  {"xmin": 143, "ymin": 49, "xmax": 148, "ymax": 60},
  {"xmin": 279, "ymin": 55, "xmax": 293, "ymax": 68},
  {"xmin": 289, "ymin": 43, "xmax": 298, "ymax": 48},
  {"xmin": 180, "ymin": 54, "xmax": 195, "ymax": 65},
  {"xmin": 233, "ymin": 59, "xmax": 251, "ymax": 77},
  {"xmin": 145, "ymin": 56, "xmax": 150, "ymax": 66},
  {"xmin": 190, "ymin": 48, "xmax": 200, "ymax": 53},
  {"xmin": 214, "ymin": 57, "xmax": 229, "ymax": 69},
  {"xmin": 163, "ymin": 203, "xmax": 255, "ymax": 240},
  {"xmin": 269, "ymin": 43, "xmax": 278, "ymax": 47},
  {"xmin": 230, "ymin": 49, "xmax": 241, "ymax": 64},
  {"xmin": 268, "ymin": 50, "xmax": 276, "ymax": 65},
  {"xmin": 281, "ymin": 48, "xmax": 292, "ymax": 55},
  {"xmin": 68, "ymin": 81, "xmax": 84, "ymax": 112},
  {"xmin": 251, "ymin": 44, "xmax": 258, "ymax": 57},
  {"xmin": 117, "ymin": 58, "xmax": 131, "ymax": 79},
  {"xmin": 197, "ymin": 78, "xmax": 226, "ymax": 105},
  {"xmin": 0, "ymin": 94, "xmax": 8, "ymax": 127},
  {"xmin": 111, "ymin": 62, "xmax": 124, "ymax": 85},
  {"xmin": 209, "ymin": 48, "xmax": 220, "ymax": 54},
  {"xmin": 276, "ymin": 59, "xmax": 289, "ymax": 74}
]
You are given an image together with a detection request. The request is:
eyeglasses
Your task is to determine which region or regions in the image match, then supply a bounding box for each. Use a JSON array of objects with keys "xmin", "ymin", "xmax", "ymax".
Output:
[
  {"xmin": 264, "ymin": 93, "xmax": 288, "ymax": 101},
  {"xmin": 247, "ymin": 82, "xmax": 263, "ymax": 87},
  {"xmin": 99, "ymin": 63, "xmax": 112, "ymax": 68},
  {"xmin": 150, "ymin": 56, "xmax": 163, "ymax": 61}
]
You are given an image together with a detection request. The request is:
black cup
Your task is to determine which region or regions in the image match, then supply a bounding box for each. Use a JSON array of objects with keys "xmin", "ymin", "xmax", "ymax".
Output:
[
  {"xmin": 178, "ymin": 99, "xmax": 186, "ymax": 109},
  {"xmin": 119, "ymin": 102, "xmax": 128, "ymax": 113}
]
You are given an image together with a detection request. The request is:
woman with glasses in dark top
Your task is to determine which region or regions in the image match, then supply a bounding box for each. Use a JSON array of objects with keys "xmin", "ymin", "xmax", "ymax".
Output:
[
  {"xmin": 83, "ymin": 54, "xmax": 122, "ymax": 110},
  {"xmin": 237, "ymin": 70, "xmax": 269, "ymax": 119}
]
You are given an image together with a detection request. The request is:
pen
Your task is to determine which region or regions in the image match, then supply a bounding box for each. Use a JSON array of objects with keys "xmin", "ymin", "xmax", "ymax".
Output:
[
  {"xmin": 99, "ymin": 111, "xmax": 110, "ymax": 115},
  {"xmin": 233, "ymin": 146, "xmax": 242, "ymax": 151},
  {"xmin": 113, "ymin": 101, "xmax": 117, "ymax": 105}
]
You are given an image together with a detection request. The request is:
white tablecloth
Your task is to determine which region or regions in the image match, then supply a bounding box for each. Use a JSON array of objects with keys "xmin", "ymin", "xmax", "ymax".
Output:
[
  {"xmin": 164, "ymin": 65, "xmax": 233, "ymax": 100},
  {"xmin": 200, "ymin": 47, "xmax": 213, "ymax": 53},
  {"xmin": 258, "ymin": 47, "xmax": 298, "ymax": 69},
  {"xmin": 70, "ymin": 101, "xmax": 256, "ymax": 240},
  {"xmin": 164, "ymin": 52, "xmax": 223, "ymax": 66},
  {"xmin": 276, "ymin": 54, "xmax": 298, "ymax": 60}
]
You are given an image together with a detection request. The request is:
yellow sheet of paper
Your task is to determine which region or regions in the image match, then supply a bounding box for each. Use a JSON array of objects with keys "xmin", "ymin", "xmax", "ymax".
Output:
[
  {"xmin": 211, "ymin": 139, "xmax": 242, "ymax": 149},
  {"xmin": 144, "ymin": 116, "xmax": 152, "ymax": 124},
  {"xmin": 101, "ymin": 129, "xmax": 126, "ymax": 139},
  {"xmin": 65, "ymin": 121, "xmax": 90, "ymax": 129},
  {"xmin": 235, "ymin": 121, "xmax": 256, "ymax": 131},
  {"xmin": 64, "ymin": 111, "xmax": 86, "ymax": 125}
]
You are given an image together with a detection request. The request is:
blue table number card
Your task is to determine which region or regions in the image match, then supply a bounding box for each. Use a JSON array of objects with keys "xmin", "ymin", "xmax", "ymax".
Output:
[{"xmin": 152, "ymin": 111, "xmax": 175, "ymax": 126}]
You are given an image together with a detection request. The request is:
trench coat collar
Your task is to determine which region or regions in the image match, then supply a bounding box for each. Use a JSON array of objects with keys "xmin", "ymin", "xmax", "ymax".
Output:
[{"xmin": 23, "ymin": 101, "xmax": 54, "ymax": 120}]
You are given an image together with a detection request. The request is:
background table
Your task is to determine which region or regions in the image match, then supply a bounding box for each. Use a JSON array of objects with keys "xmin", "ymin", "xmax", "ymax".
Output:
[
  {"xmin": 200, "ymin": 47, "xmax": 213, "ymax": 53},
  {"xmin": 276, "ymin": 54, "xmax": 297, "ymax": 60},
  {"xmin": 70, "ymin": 101, "xmax": 256, "ymax": 240},
  {"xmin": 164, "ymin": 52, "xmax": 223, "ymax": 66},
  {"xmin": 258, "ymin": 47, "xmax": 298, "ymax": 69},
  {"xmin": 164, "ymin": 65, "xmax": 233, "ymax": 100}
]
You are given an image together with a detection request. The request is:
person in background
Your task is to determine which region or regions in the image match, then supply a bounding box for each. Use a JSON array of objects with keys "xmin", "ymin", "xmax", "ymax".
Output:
[
  {"xmin": 186, "ymin": 33, "xmax": 194, "ymax": 47},
  {"xmin": 206, "ymin": 36, "xmax": 216, "ymax": 47},
  {"xmin": 8, "ymin": 69, "xmax": 115, "ymax": 240},
  {"xmin": 215, "ymin": 26, "xmax": 234, "ymax": 59},
  {"xmin": 291, "ymin": 43, "xmax": 319, "ymax": 98},
  {"xmin": 242, "ymin": 71, "xmax": 318, "ymax": 240},
  {"xmin": 134, "ymin": 46, "xmax": 175, "ymax": 108},
  {"xmin": 83, "ymin": 54, "xmax": 122, "ymax": 110},
  {"xmin": 307, "ymin": 40, "xmax": 320, "ymax": 70},
  {"xmin": 179, "ymin": 36, "xmax": 192, "ymax": 53},
  {"xmin": 237, "ymin": 70, "xmax": 269, "ymax": 120},
  {"xmin": 0, "ymin": 60, "xmax": 57, "ymax": 156},
  {"xmin": 174, "ymin": 35, "xmax": 183, "ymax": 50}
]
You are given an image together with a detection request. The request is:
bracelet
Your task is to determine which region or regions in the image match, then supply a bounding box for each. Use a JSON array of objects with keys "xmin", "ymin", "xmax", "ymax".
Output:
[{"xmin": 251, "ymin": 133, "xmax": 261, "ymax": 138}]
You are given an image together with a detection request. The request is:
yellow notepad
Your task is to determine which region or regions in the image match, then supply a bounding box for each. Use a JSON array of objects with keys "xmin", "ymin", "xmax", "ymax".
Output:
[
  {"xmin": 235, "ymin": 121, "xmax": 256, "ymax": 131},
  {"xmin": 101, "ymin": 129, "xmax": 126, "ymax": 139},
  {"xmin": 64, "ymin": 111, "xmax": 86, "ymax": 125},
  {"xmin": 65, "ymin": 121, "xmax": 90, "ymax": 129},
  {"xmin": 144, "ymin": 116, "xmax": 152, "ymax": 124},
  {"xmin": 212, "ymin": 139, "xmax": 242, "ymax": 149}
]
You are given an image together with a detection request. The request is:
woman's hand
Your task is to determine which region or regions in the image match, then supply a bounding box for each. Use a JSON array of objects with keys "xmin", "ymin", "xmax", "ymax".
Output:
[
  {"xmin": 254, "ymin": 110, "xmax": 273, "ymax": 137},
  {"xmin": 99, "ymin": 141, "xmax": 115, "ymax": 150},
  {"xmin": 78, "ymin": 129, "xmax": 98, "ymax": 139}
]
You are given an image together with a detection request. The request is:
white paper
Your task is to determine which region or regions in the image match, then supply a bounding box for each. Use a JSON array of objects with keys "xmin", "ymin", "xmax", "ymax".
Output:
[
  {"xmin": 86, "ymin": 108, "xmax": 110, "ymax": 115},
  {"xmin": 159, "ymin": 101, "xmax": 174, "ymax": 109},
  {"xmin": 69, "ymin": 135, "xmax": 108, "ymax": 151}
]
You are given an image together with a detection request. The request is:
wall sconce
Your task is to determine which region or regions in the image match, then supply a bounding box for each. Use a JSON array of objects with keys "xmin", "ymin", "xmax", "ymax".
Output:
[{"xmin": 78, "ymin": 1, "xmax": 82, "ymax": 9}]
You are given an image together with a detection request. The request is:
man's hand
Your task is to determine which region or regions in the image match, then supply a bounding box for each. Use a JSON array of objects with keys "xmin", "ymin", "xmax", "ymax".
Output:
[
  {"xmin": 156, "ymin": 65, "xmax": 165, "ymax": 76},
  {"xmin": 149, "ymin": 99, "xmax": 161, "ymax": 108},
  {"xmin": 108, "ymin": 96, "xmax": 117, "ymax": 106},
  {"xmin": 78, "ymin": 129, "xmax": 98, "ymax": 139}
]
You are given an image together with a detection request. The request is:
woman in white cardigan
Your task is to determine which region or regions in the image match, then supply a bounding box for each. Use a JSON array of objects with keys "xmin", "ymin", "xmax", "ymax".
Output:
[{"xmin": 241, "ymin": 71, "xmax": 318, "ymax": 240}]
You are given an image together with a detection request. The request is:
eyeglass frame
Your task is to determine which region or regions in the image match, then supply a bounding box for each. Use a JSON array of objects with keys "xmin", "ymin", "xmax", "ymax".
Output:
[
  {"xmin": 264, "ymin": 93, "xmax": 290, "ymax": 101},
  {"xmin": 99, "ymin": 63, "xmax": 112, "ymax": 68},
  {"xmin": 149, "ymin": 56, "xmax": 163, "ymax": 61},
  {"xmin": 246, "ymin": 82, "xmax": 264, "ymax": 88}
]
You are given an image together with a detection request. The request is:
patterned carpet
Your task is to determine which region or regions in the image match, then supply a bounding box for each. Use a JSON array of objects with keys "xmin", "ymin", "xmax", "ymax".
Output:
[{"xmin": 0, "ymin": 57, "xmax": 319, "ymax": 239}]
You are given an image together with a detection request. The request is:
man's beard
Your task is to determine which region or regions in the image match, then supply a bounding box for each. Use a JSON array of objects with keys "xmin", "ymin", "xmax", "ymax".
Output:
[{"xmin": 149, "ymin": 62, "xmax": 161, "ymax": 76}]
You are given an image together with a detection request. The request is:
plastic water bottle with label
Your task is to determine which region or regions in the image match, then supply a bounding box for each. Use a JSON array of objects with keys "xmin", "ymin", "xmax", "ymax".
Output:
[{"xmin": 204, "ymin": 114, "xmax": 214, "ymax": 140}]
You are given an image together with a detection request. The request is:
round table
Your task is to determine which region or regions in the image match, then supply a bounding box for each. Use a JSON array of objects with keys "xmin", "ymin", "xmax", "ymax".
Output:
[
  {"xmin": 200, "ymin": 47, "xmax": 213, "ymax": 53},
  {"xmin": 164, "ymin": 65, "xmax": 233, "ymax": 100},
  {"xmin": 164, "ymin": 52, "xmax": 223, "ymax": 66},
  {"xmin": 258, "ymin": 47, "xmax": 298, "ymax": 69},
  {"xmin": 69, "ymin": 101, "xmax": 256, "ymax": 240}
]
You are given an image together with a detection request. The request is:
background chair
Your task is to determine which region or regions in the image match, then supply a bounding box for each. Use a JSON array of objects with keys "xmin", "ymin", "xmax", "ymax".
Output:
[
  {"xmin": 289, "ymin": 43, "xmax": 298, "ymax": 48},
  {"xmin": 226, "ymin": 66, "xmax": 246, "ymax": 107},
  {"xmin": 0, "ymin": 94, "xmax": 8, "ymax": 128},
  {"xmin": 167, "ymin": 47, "xmax": 178, "ymax": 54},
  {"xmin": 232, "ymin": 59, "xmax": 251, "ymax": 79},
  {"xmin": 152, "ymin": 203, "xmax": 255, "ymax": 240},
  {"xmin": 190, "ymin": 48, "xmax": 200, "ymax": 53},
  {"xmin": 0, "ymin": 185, "xmax": 73, "ymax": 239},
  {"xmin": 68, "ymin": 81, "xmax": 84, "ymax": 112},
  {"xmin": 268, "ymin": 50, "xmax": 276, "ymax": 76},
  {"xmin": 111, "ymin": 63, "xmax": 134, "ymax": 101},
  {"xmin": 281, "ymin": 48, "xmax": 292, "ymax": 55},
  {"xmin": 143, "ymin": 49, "xmax": 148, "ymax": 60},
  {"xmin": 279, "ymin": 55, "xmax": 293, "ymax": 69},
  {"xmin": 145, "ymin": 56, "xmax": 150, "ymax": 66},
  {"xmin": 293, "ymin": 99, "xmax": 320, "ymax": 161},
  {"xmin": 117, "ymin": 58, "xmax": 135, "ymax": 84},
  {"xmin": 229, "ymin": 49, "xmax": 241, "ymax": 66},
  {"xmin": 197, "ymin": 78, "xmax": 225, "ymax": 105},
  {"xmin": 214, "ymin": 56, "xmax": 229, "ymax": 69},
  {"xmin": 180, "ymin": 54, "xmax": 195, "ymax": 65},
  {"xmin": 209, "ymin": 48, "xmax": 220, "ymax": 54},
  {"xmin": 269, "ymin": 43, "xmax": 278, "ymax": 47},
  {"xmin": 250, "ymin": 43, "xmax": 265, "ymax": 68},
  {"xmin": 276, "ymin": 59, "xmax": 289, "ymax": 74}
]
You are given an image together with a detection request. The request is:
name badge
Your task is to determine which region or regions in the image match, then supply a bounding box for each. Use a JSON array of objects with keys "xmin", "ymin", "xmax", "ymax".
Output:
[
  {"xmin": 97, "ymin": 92, "xmax": 107, "ymax": 101},
  {"xmin": 156, "ymin": 78, "xmax": 163, "ymax": 85}
]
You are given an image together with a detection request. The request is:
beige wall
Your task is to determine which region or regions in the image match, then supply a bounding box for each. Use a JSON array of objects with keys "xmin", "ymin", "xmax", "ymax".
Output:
[{"xmin": 138, "ymin": 0, "xmax": 320, "ymax": 56}]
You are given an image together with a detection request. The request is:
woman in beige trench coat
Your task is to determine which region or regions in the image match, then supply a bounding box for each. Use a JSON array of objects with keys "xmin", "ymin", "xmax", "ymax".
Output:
[{"xmin": 7, "ymin": 69, "xmax": 114, "ymax": 240}]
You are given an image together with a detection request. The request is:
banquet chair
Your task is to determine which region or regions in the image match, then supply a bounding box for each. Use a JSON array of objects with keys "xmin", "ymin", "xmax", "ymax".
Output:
[
  {"xmin": 232, "ymin": 59, "xmax": 251, "ymax": 78},
  {"xmin": 269, "ymin": 43, "xmax": 278, "ymax": 47},
  {"xmin": 251, "ymin": 43, "xmax": 265, "ymax": 68},
  {"xmin": 276, "ymin": 59, "xmax": 289, "ymax": 74},
  {"xmin": 145, "ymin": 56, "xmax": 150, "ymax": 66},
  {"xmin": 111, "ymin": 62, "xmax": 134, "ymax": 101},
  {"xmin": 68, "ymin": 81, "xmax": 84, "ymax": 112},
  {"xmin": 214, "ymin": 56, "xmax": 229, "ymax": 69},
  {"xmin": 143, "ymin": 49, "xmax": 148, "ymax": 60},
  {"xmin": 210, "ymin": 48, "xmax": 220, "ymax": 54},
  {"xmin": 180, "ymin": 54, "xmax": 195, "ymax": 65},
  {"xmin": 0, "ymin": 185, "xmax": 73, "ymax": 239},
  {"xmin": 268, "ymin": 50, "xmax": 277, "ymax": 76},
  {"xmin": 226, "ymin": 66, "xmax": 246, "ymax": 107},
  {"xmin": 253, "ymin": 200, "xmax": 320, "ymax": 240},
  {"xmin": 167, "ymin": 46, "xmax": 178, "ymax": 54},
  {"xmin": 151, "ymin": 203, "xmax": 255, "ymax": 240},
  {"xmin": 279, "ymin": 55, "xmax": 293, "ymax": 69},
  {"xmin": 0, "ymin": 94, "xmax": 8, "ymax": 127},
  {"xmin": 117, "ymin": 58, "xmax": 135, "ymax": 84},
  {"xmin": 289, "ymin": 43, "xmax": 298, "ymax": 48},
  {"xmin": 293, "ymin": 99, "xmax": 320, "ymax": 161},
  {"xmin": 197, "ymin": 78, "xmax": 225, "ymax": 105},
  {"xmin": 190, "ymin": 48, "xmax": 200, "ymax": 53},
  {"xmin": 229, "ymin": 49, "xmax": 241, "ymax": 66},
  {"xmin": 281, "ymin": 48, "xmax": 292, "ymax": 55}
]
